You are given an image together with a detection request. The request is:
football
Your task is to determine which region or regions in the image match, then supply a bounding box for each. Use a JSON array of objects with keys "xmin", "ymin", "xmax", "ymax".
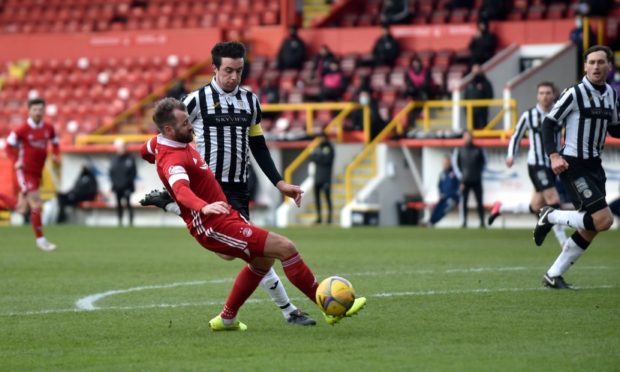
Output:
[{"xmin": 315, "ymin": 276, "xmax": 356, "ymax": 316}]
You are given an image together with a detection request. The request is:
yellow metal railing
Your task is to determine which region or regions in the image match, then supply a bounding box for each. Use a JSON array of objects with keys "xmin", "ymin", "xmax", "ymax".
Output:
[
  {"xmin": 276, "ymin": 102, "xmax": 368, "ymax": 185},
  {"xmin": 345, "ymin": 101, "xmax": 416, "ymax": 203},
  {"xmin": 344, "ymin": 98, "xmax": 518, "ymax": 203}
]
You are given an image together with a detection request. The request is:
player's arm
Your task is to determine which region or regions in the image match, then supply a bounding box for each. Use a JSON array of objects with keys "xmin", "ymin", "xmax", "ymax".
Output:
[
  {"xmin": 506, "ymin": 112, "xmax": 528, "ymax": 167},
  {"xmin": 50, "ymin": 126, "xmax": 60, "ymax": 165},
  {"xmin": 6, "ymin": 128, "xmax": 22, "ymax": 168},
  {"xmin": 608, "ymin": 91, "xmax": 620, "ymax": 138},
  {"xmin": 165, "ymin": 164, "xmax": 228, "ymax": 216},
  {"xmin": 140, "ymin": 137, "xmax": 157, "ymax": 164}
]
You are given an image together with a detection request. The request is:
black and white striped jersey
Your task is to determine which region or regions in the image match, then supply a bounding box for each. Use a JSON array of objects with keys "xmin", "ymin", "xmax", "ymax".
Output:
[
  {"xmin": 507, "ymin": 104, "xmax": 561, "ymax": 167},
  {"xmin": 183, "ymin": 78, "xmax": 263, "ymax": 185},
  {"xmin": 546, "ymin": 76, "xmax": 619, "ymax": 159}
]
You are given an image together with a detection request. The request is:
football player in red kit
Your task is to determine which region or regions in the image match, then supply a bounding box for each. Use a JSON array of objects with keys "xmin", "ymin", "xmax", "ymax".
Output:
[
  {"xmin": 6, "ymin": 98, "xmax": 59, "ymax": 251},
  {"xmin": 143, "ymin": 98, "xmax": 365, "ymax": 330}
]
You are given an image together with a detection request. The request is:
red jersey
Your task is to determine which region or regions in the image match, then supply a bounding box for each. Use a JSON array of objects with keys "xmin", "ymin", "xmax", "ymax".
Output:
[
  {"xmin": 143, "ymin": 135, "xmax": 231, "ymax": 234},
  {"xmin": 6, "ymin": 118, "xmax": 59, "ymax": 175}
]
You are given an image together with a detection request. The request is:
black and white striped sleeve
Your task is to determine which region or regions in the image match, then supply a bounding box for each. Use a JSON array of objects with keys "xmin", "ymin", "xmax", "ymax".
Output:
[
  {"xmin": 182, "ymin": 93, "xmax": 199, "ymax": 123},
  {"xmin": 507, "ymin": 111, "xmax": 528, "ymax": 159},
  {"xmin": 547, "ymin": 87, "xmax": 575, "ymax": 124}
]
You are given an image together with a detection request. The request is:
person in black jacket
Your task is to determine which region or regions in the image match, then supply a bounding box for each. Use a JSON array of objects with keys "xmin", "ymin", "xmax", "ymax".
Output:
[
  {"xmin": 464, "ymin": 64, "xmax": 494, "ymax": 129},
  {"xmin": 110, "ymin": 139, "xmax": 137, "ymax": 226},
  {"xmin": 351, "ymin": 88, "xmax": 386, "ymax": 140},
  {"xmin": 452, "ymin": 131, "xmax": 487, "ymax": 228},
  {"xmin": 468, "ymin": 21, "xmax": 497, "ymax": 65},
  {"xmin": 310, "ymin": 133, "xmax": 335, "ymax": 224},
  {"xmin": 276, "ymin": 26, "xmax": 306, "ymax": 71},
  {"xmin": 372, "ymin": 26, "xmax": 400, "ymax": 67},
  {"xmin": 57, "ymin": 165, "xmax": 99, "ymax": 223}
]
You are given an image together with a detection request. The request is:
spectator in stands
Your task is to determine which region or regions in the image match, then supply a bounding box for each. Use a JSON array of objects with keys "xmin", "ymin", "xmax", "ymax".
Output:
[
  {"xmin": 109, "ymin": 139, "xmax": 137, "ymax": 227},
  {"xmin": 259, "ymin": 75, "xmax": 280, "ymax": 121},
  {"xmin": 277, "ymin": 26, "xmax": 306, "ymax": 71},
  {"xmin": 479, "ymin": 0, "xmax": 508, "ymax": 21},
  {"xmin": 380, "ymin": 0, "xmax": 410, "ymax": 25},
  {"xmin": 310, "ymin": 45, "xmax": 335, "ymax": 83},
  {"xmin": 372, "ymin": 26, "xmax": 400, "ymax": 67},
  {"xmin": 429, "ymin": 155, "xmax": 460, "ymax": 226},
  {"xmin": 57, "ymin": 165, "xmax": 99, "ymax": 224},
  {"xmin": 405, "ymin": 56, "xmax": 433, "ymax": 129},
  {"xmin": 576, "ymin": 0, "xmax": 612, "ymax": 16},
  {"xmin": 449, "ymin": 0, "xmax": 473, "ymax": 9},
  {"xmin": 351, "ymin": 88, "xmax": 386, "ymax": 140},
  {"xmin": 452, "ymin": 131, "xmax": 487, "ymax": 228},
  {"xmin": 320, "ymin": 60, "xmax": 346, "ymax": 102},
  {"xmin": 166, "ymin": 80, "xmax": 187, "ymax": 101},
  {"xmin": 309, "ymin": 133, "xmax": 335, "ymax": 224},
  {"xmin": 405, "ymin": 56, "xmax": 433, "ymax": 101},
  {"xmin": 468, "ymin": 20, "xmax": 497, "ymax": 66},
  {"xmin": 464, "ymin": 64, "xmax": 494, "ymax": 130}
]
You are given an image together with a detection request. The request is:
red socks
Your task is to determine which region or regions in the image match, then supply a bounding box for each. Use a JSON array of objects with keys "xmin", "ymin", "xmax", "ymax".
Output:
[
  {"xmin": 282, "ymin": 253, "xmax": 318, "ymax": 303},
  {"xmin": 30, "ymin": 208, "xmax": 43, "ymax": 238},
  {"xmin": 221, "ymin": 265, "xmax": 268, "ymax": 320}
]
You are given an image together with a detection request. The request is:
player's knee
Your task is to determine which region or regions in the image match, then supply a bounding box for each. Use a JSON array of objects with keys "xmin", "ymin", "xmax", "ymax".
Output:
[
  {"xmin": 275, "ymin": 236, "xmax": 297, "ymax": 259},
  {"xmin": 593, "ymin": 212, "xmax": 613, "ymax": 232}
]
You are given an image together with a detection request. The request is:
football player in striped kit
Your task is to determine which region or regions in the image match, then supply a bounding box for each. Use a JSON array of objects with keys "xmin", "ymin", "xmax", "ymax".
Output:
[
  {"xmin": 487, "ymin": 82, "xmax": 567, "ymax": 247},
  {"xmin": 534, "ymin": 45, "xmax": 620, "ymax": 289}
]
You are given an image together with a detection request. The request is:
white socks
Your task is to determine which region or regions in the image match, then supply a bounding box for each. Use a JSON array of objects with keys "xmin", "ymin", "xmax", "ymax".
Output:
[
  {"xmin": 260, "ymin": 267, "xmax": 297, "ymax": 319},
  {"xmin": 165, "ymin": 202, "xmax": 181, "ymax": 216},
  {"xmin": 552, "ymin": 224, "xmax": 568, "ymax": 248},
  {"xmin": 546, "ymin": 237, "xmax": 586, "ymax": 277},
  {"xmin": 547, "ymin": 210, "xmax": 586, "ymax": 230}
]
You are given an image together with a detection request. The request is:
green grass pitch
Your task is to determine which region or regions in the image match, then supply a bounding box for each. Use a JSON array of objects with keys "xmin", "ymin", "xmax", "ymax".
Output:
[{"xmin": 1, "ymin": 226, "xmax": 619, "ymax": 371}]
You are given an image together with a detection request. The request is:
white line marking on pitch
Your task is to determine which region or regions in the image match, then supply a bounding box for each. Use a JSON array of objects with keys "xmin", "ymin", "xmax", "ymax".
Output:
[{"xmin": 1, "ymin": 266, "xmax": 615, "ymax": 317}]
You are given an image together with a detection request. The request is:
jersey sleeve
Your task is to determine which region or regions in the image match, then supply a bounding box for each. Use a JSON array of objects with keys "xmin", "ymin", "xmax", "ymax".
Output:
[
  {"xmin": 547, "ymin": 87, "xmax": 575, "ymax": 125},
  {"xmin": 50, "ymin": 125, "xmax": 60, "ymax": 158},
  {"xmin": 183, "ymin": 93, "xmax": 199, "ymax": 123},
  {"xmin": 6, "ymin": 126, "xmax": 24, "ymax": 163},
  {"xmin": 507, "ymin": 111, "xmax": 528, "ymax": 159},
  {"xmin": 249, "ymin": 94, "xmax": 264, "ymax": 137},
  {"xmin": 140, "ymin": 136, "xmax": 157, "ymax": 163},
  {"xmin": 161, "ymin": 159, "xmax": 207, "ymax": 211}
]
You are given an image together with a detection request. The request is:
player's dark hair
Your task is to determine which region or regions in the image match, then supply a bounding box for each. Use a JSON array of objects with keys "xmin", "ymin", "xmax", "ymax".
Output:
[
  {"xmin": 211, "ymin": 41, "xmax": 246, "ymax": 68},
  {"xmin": 537, "ymin": 81, "xmax": 556, "ymax": 92},
  {"xmin": 584, "ymin": 45, "xmax": 613, "ymax": 63},
  {"xmin": 27, "ymin": 97, "xmax": 45, "ymax": 108},
  {"xmin": 152, "ymin": 97, "xmax": 186, "ymax": 131}
]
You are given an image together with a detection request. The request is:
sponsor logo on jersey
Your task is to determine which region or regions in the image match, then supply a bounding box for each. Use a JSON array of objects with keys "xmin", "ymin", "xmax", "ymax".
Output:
[{"xmin": 168, "ymin": 165, "xmax": 185, "ymax": 175}]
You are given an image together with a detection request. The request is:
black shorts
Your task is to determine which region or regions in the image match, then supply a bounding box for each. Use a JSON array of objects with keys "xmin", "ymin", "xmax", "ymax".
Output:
[
  {"xmin": 527, "ymin": 165, "xmax": 556, "ymax": 192},
  {"xmin": 221, "ymin": 184, "xmax": 250, "ymax": 220},
  {"xmin": 559, "ymin": 156, "xmax": 608, "ymax": 214}
]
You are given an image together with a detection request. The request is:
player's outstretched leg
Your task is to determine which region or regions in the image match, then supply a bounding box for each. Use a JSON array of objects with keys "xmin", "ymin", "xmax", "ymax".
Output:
[
  {"xmin": 139, "ymin": 189, "xmax": 175, "ymax": 211},
  {"xmin": 533, "ymin": 206, "xmax": 555, "ymax": 246},
  {"xmin": 259, "ymin": 268, "xmax": 316, "ymax": 326},
  {"xmin": 487, "ymin": 201, "xmax": 502, "ymax": 226},
  {"xmin": 323, "ymin": 297, "xmax": 368, "ymax": 326},
  {"xmin": 209, "ymin": 261, "xmax": 271, "ymax": 331}
]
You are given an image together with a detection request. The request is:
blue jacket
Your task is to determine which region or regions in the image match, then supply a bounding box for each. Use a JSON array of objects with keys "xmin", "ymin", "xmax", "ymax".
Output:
[{"xmin": 439, "ymin": 167, "xmax": 460, "ymax": 200}]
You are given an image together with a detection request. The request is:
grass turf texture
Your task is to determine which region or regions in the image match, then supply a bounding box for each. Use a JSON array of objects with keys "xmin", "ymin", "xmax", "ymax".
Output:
[{"xmin": 1, "ymin": 226, "xmax": 619, "ymax": 371}]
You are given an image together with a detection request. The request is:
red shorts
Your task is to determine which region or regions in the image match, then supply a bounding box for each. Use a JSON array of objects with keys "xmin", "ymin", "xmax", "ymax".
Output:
[
  {"xmin": 16, "ymin": 170, "xmax": 41, "ymax": 194},
  {"xmin": 193, "ymin": 210, "xmax": 269, "ymax": 263}
]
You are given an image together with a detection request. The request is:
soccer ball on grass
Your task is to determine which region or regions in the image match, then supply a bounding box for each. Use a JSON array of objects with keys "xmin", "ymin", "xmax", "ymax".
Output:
[{"xmin": 315, "ymin": 276, "xmax": 356, "ymax": 316}]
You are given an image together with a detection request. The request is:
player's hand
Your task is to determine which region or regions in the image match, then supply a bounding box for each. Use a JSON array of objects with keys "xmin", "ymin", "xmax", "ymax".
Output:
[
  {"xmin": 52, "ymin": 155, "xmax": 61, "ymax": 167},
  {"xmin": 505, "ymin": 157, "xmax": 513, "ymax": 168},
  {"xmin": 200, "ymin": 201, "xmax": 230, "ymax": 216},
  {"xmin": 276, "ymin": 180, "xmax": 304, "ymax": 207},
  {"xmin": 549, "ymin": 153, "xmax": 568, "ymax": 175}
]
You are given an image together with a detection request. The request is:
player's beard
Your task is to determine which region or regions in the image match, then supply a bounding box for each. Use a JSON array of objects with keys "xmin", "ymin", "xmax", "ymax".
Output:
[{"xmin": 175, "ymin": 130, "xmax": 193, "ymax": 144}]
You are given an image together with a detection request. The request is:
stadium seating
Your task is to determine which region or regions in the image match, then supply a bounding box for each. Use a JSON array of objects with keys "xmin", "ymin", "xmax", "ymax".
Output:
[{"xmin": 0, "ymin": 55, "xmax": 195, "ymax": 142}]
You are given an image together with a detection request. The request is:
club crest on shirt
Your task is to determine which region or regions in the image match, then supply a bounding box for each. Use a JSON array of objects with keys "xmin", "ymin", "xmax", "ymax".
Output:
[
  {"xmin": 241, "ymin": 227, "xmax": 253, "ymax": 237},
  {"xmin": 168, "ymin": 165, "xmax": 185, "ymax": 175}
]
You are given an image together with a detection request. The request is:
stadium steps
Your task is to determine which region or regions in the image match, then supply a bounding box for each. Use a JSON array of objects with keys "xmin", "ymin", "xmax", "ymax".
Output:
[{"xmin": 293, "ymin": 152, "xmax": 375, "ymax": 225}]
